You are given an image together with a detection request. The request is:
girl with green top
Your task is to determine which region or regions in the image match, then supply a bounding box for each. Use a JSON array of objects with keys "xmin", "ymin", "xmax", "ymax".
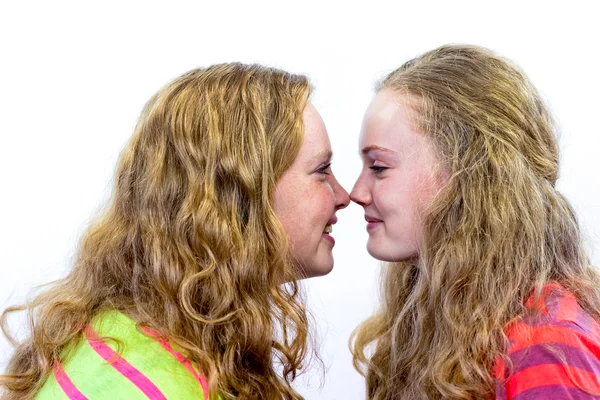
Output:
[{"xmin": 1, "ymin": 64, "xmax": 349, "ymax": 399}]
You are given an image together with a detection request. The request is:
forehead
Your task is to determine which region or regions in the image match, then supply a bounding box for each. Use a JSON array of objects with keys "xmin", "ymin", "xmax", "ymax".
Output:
[
  {"xmin": 360, "ymin": 89, "xmax": 419, "ymax": 150},
  {"xmin": 298, "ymin": 102, "xmax": 331, "ymax": 160}
]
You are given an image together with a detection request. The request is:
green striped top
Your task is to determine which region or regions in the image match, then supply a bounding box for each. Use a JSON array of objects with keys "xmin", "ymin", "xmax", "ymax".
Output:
[{"xmin": 35, "ymin": 311, "xmax": 210, "ymax": 399}]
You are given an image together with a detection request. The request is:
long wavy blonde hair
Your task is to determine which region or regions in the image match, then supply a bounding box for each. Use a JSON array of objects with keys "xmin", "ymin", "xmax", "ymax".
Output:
[
  {"xmin": 351, "ymin": 44, "xmax": 600, "ymax": 399},
  {"xmin": 1, "ymin": 63, "xmax": 313, "ymax": 399}
]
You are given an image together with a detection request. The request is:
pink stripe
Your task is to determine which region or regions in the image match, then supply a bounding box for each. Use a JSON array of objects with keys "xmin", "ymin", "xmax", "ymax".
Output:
[
  {"xmin": 142, "ymin": 326, "xmax": 209, "ymax": 399},
  {"xmin": 53, "ymin": 362, "xmax": 88, "ymax": 400},
  {"xmin": 84, "ymin": 326, "xmax": 167, "ymax": 400}
]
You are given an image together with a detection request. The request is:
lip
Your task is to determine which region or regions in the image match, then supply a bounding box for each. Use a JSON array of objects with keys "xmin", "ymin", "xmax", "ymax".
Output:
[
  {"xmin": 322, "ymin": 232, "xmax": 335, "ymax": 245},
  {"xmin": 322, "ymin": 215, "xmax": 338, "ymax": 245},
  {"xmin": 365, "ymin": 215, "xmax": 382, "ymax": 223},
  {"xmin": 365, "ymin": 215, "xmax": 383, "ymax": 232}
]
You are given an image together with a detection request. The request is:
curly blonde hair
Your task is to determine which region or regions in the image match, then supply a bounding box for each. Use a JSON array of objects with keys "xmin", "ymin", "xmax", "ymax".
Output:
[
  {"xmin": 351, "ymin": 44, "xmax": 600, "ymax": 399},
  {"xmin": 1, "ymin": 63, "xmax": 313, "ymax": 399}
]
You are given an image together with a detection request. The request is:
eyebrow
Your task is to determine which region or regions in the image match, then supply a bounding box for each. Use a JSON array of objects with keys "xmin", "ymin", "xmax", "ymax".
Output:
[
  {"xmin": 315, "ymin": 150, "xmax": 333, "ymax": 162},
  {"xmin": 360, "ymin": 145, "xmax": 393, "ymax": 155}
]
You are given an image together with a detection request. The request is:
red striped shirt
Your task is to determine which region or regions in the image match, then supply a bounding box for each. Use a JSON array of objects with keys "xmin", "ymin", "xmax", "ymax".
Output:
[{"xmin": 494, "ymin": 284, "xmax": 600, "ymax": 399}]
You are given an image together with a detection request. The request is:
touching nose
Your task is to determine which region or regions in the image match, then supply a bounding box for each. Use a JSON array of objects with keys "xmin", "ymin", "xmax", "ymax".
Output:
[
  {"xmin": 350, "ymin": 174, "xmax": 370, "ymax": 207},
  {"xmin": 334, "ymin": 180, "xmax": 350, "ymax": 210}
]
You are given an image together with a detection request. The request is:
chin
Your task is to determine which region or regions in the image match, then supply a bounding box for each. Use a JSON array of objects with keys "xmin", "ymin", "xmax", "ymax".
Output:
[
  {"xmin": 367, "ymin": 241, "xmax": 387, "ymax": 261},
  {"xmin": 367, "ymin": 251, "xmax": 393, "ymax": 262},
  {"xmin": 303, "ymin": 259, "xmax": 334, "ymax": 279},
  {"xmin": 367, "ymin": 241, "xmax": 414, "ymax": 262}
]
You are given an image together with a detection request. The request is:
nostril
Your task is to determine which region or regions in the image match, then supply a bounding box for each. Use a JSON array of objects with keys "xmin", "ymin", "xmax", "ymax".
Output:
[
  {"xmin": 337, "ymin": 192, "xmax": 350, "ymax": 209},
  {"xmin": 352, "ymin": 199, "xmax": 365, "ymax": 207},
  {"xmin": 349, "ymin": 191, "xmax": 362, "ymax": 205}
]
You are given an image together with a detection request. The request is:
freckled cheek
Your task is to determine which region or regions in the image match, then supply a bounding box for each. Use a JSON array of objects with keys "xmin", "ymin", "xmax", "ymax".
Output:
[
  {"xmin": 323, "ymin": 183, "xmax": 338, "ymax": 214},
  {"xmin": 290, "ymin": 223, "xmax": 312, "ymax": 248},
  {"xmin": 309, "ymin": 179, "xmax": 335, "ymax": 203},
  {"xmin": 301, "ymin": 186, "xmax": 335, "ymax": 236}
]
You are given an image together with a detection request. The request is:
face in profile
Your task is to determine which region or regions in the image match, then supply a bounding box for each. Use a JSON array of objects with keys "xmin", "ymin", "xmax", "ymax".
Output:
[
  {"xmin": 274, "ymin": 103, "xmax": 350, "ymax": 278},
  {"xmin": 351, "ymin": 89, "xmax": 447, "ymax": 262}
]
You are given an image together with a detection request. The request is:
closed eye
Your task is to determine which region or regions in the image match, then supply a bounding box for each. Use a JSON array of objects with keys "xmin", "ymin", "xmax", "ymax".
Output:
[
  {"xmin": 369, "ymin": 165, "xmax": 387, "ymax": 173},
  {"xmin": 317, "ymin": 163, "xmax": 332, "ymax": 175}
]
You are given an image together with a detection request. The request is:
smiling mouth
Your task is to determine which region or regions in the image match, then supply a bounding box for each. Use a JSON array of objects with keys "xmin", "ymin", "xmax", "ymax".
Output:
[
  {"xmin": 365, "ymin": 217, "xmax": 383, "ymax": 232},
  {"xmin": 322, "ymin": 224, "xmax": 335, "ymax": 245}
]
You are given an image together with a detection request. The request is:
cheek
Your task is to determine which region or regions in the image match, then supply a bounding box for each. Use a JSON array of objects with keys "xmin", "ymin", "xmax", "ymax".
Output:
[
  {"xmin": 320, "ymin": 182, "xmax": 336, "ymax": 207},
  {"xmin": 274, "ymin": 181, "xmax": 303, "ymax": 236},
  {"xmin": 305, "ymin": 180, "xmax": 335, "ymax": 214},
  {"xmin": 278, "ymin": 182, "xmax": 332, "ymax": 241},
  {"xmin": 371, "ymin": 178, "xmax": 410, "ymax": 215},
  {"xmin": 415, "ymin": 170, "xmax": 446, "ymax": 215},
  {"xmin": 372, "ymin": 177, "xmax": 426, "ymax": 231}
]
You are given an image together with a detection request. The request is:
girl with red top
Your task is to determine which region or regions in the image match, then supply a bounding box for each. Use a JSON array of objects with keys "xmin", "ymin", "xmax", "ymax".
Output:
[{"xmin": 350, "ymin": 45, "xmax": 600, "ymax": 399}]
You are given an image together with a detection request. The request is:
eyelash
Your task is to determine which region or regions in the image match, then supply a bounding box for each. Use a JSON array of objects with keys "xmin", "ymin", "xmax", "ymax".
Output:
[
  {"xmin": 369, "ymin": 165, "xmax": 387, "ymax": 173},
  {"xmin": 317, "ymin": 163, "xmax": 331, "ymax": 175}
]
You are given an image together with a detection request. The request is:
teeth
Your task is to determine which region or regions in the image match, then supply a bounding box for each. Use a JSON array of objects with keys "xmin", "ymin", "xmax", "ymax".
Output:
[{"xmin": 324, "ymin": 225, "xmax": 332, "ymax": 234}]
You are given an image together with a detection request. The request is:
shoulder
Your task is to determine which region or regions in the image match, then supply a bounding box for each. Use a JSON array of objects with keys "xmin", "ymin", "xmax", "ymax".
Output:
[
  {"xmin": 35, "ymin": 311, "xmax": 209, "ymax": 400},
  {"xmin": 495, "ymin": 285, "xmax": 600, "ymax": 399}
]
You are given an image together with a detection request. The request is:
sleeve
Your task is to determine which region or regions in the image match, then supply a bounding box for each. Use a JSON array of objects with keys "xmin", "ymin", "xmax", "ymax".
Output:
[{"xmin": 497, "ymin": 324, "xmax": 600, "ymax": 399}]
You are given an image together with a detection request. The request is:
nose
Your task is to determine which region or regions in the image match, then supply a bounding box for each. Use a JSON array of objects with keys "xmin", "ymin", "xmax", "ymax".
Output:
[
  {"xmin": 333, "ymin": 178, "xmax": 350, "ymax": 211},
  {"xmin": 350, "ymin": 173, "xmax": 370, "ymax": 207}
]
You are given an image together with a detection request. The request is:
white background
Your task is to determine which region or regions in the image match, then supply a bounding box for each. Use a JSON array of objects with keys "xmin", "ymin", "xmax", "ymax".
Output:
[{"xmin": 1, "ymin": 1, "xmax": 599, "ymax": 399}]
